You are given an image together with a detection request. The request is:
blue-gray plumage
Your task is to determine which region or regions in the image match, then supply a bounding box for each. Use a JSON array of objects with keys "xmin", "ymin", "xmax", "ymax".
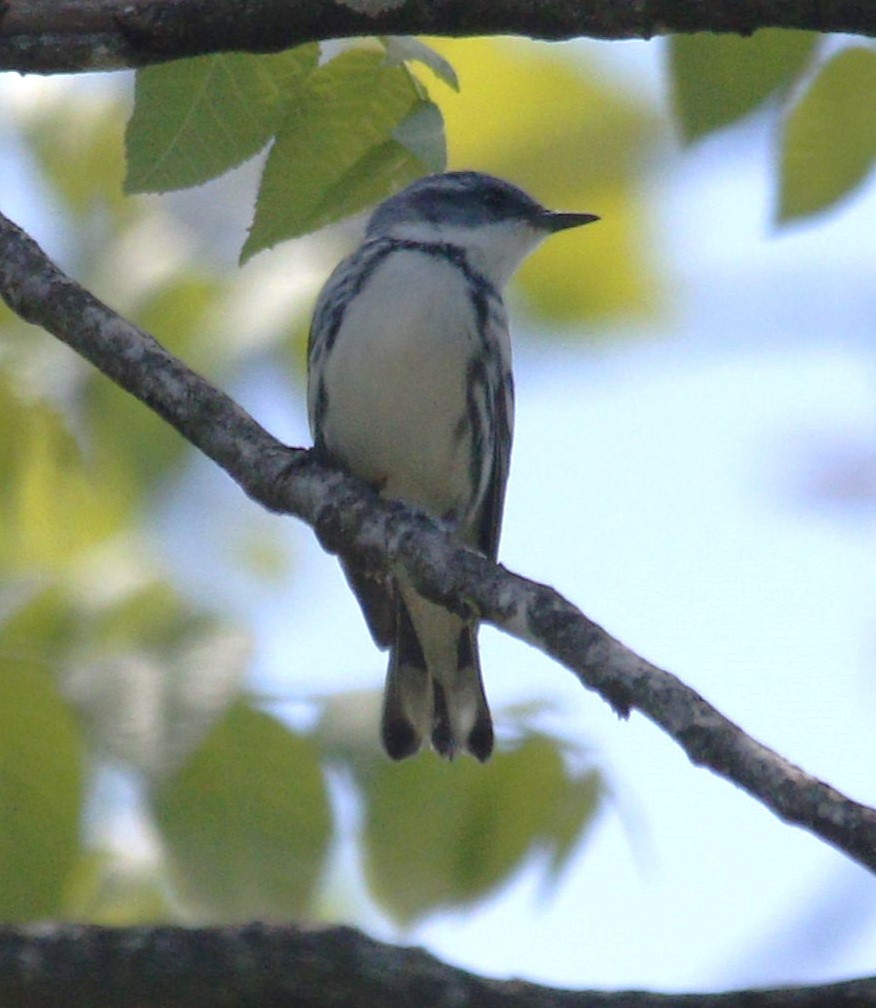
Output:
[{"xmin": 307, "ymin": 171, "xmax": 597, "ymax": 760}]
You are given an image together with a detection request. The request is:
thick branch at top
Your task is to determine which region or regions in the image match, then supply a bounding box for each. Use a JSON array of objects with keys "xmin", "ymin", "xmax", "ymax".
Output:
[{"xmin": 0, "ymin": 0, "xmax": 875, "ymax": 74}]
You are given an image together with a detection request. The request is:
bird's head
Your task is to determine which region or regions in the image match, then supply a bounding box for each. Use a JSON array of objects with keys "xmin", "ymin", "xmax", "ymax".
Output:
[{"xmin": 366, "ymin": 171, "xmax": 598, "ymax": 289}]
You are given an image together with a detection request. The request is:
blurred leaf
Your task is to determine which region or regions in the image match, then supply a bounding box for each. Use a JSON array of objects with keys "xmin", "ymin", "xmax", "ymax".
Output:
[
  {"xmin": 381, "ymin": 36, "xmax": 460, "ymax": 91},
  {"xmin": 62, "ymin": 601, "xmax": 248, "ymax": 780},
  {"xmin": 522, "ymin": 186, "xmax": 640, "ymax": 322},
  {"xmin": 0, "ymin": 658, "xmax": 83, "ymax": 920},
  {"xmin": 126, "ymin": 47, "xmax": 319, "ymax": 193},
  {"xmin": 25, "ymin": 93, "xmax": 128, "ymax": 218},
  {"xmin": 669, "ymin": 30, "xmax": 818, "ymax": 142},
  {"xmin": 234, "ymin": 524, "xmax": 294, "ymax": 581},
  {"xmin": 64, "ymin": 848, "xmax": 176, "ymax": 925},
  {"xmin": 242, "ymin": 49, "xmax": 425, "ymax": 260},
  {"xmin": 134, "ymin": 273, "xmax": 226, "ymax": 363},
  {"xmin": 0, "ymin": 382, "xmax": 128, "ymax": 571},
  {"xmin": 544, "ymin": 768, "xmax": 602, "ymax": 880},
  {"xmin": 779, "ymin": 47, "xmax": 876, "ymax": 223},
  {"xmin": 151, "ymin": 701, "xmax": 332, "ymax": 920},
  {"xmin": 316, "ymin": 688, "xmax": 384, "ymax": 767},
  {"xmin": 0, "ymin": 585, "xmax": 80, "ymax": 681},
  {"xmin": 362, "ymin": 734, "xmax": 600, "ymax": 925},
  {"xmin": 428, "ymin": 38, "xmax": 660, "ymax": 324}
]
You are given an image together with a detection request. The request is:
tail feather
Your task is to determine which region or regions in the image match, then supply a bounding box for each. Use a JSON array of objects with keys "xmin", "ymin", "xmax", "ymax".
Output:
[
  {"xmin": 381, "ymin": 595, "xmax": 430, "ymax": 760},
  {"xmin": 430, "ymin": 623, "xmax": 493, "ymax": 762},
  {"xmin": 381, "ymin": 586, "xmax": 493, "ymax": 761}
]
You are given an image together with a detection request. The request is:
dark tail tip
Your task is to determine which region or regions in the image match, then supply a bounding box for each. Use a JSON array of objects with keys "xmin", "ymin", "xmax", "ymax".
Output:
[
  {"xmin": 382, "ymin": 718, "xmax": 421, "ymax": 761},
  {"xmin": 430, "ymin": 687, "xmax": 494, "ymax": 762},
  {"xmin": 467, "ymin": 715, "xmax": 494, "ymax": 763}
]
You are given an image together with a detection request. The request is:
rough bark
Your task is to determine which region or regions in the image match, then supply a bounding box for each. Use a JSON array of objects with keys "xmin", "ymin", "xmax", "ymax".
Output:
[
  {"xmin": 0, "ymin": 0, "xmax": 874, "ymax": 74},
  {"xmin": 0, "ymin": 922, "xmax": 874, "ymax": 1008}
]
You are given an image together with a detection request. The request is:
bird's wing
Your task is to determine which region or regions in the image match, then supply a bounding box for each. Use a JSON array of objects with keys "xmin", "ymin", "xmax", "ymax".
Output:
[
  {"xmin": 338, "ymin": 554, "xmax": 396, "ymax": 650},
  {"xmin": 475, "ymin": 330, "xmax": 515, "ymax": 562}
]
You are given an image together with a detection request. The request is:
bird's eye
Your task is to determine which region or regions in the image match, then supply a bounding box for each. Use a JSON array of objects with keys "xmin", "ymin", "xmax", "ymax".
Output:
[{"xmin": 483, "ymin": 189, "xmax": 514, "ymax": 214}]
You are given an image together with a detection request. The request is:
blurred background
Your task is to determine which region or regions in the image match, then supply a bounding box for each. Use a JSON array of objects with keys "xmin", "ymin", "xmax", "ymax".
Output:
[{"xmin": 1, "ymin": 33, "xmax": 875, "ymax": 993}]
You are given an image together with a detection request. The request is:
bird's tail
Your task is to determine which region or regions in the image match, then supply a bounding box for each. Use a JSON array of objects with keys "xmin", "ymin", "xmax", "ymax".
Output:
[{"xmin": 381, "ymin": 588, "xmax": 493, "ymax": 762}]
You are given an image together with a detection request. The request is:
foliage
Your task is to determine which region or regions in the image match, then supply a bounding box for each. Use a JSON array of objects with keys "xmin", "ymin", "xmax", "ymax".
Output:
[
  {"xmin": 779, "ymin": 47, "xmax": 876, "ymax": 221},
  {"xmin": 0, "ymin": 361, "xmax": 602, "ymax": 925},
  {"xmin": 361, "ymin": 733, "xmax": 600, "ymax": 924},
  {"xmin": 123, "ymin": 36, "xmax": 658, "ymax": 321},
  {"xmin": 668, "ymin": 30, "xmax": 876, "ymax": 221},
  {"xmin": 126, "ymin": 41, "xmax": 446, "ymax": 262}
]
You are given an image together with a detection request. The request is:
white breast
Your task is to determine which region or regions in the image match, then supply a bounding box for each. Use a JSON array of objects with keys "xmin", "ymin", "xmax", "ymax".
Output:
[{"xmin": 320, "ymin": 248, "xmax": 481, "ymax": 519}]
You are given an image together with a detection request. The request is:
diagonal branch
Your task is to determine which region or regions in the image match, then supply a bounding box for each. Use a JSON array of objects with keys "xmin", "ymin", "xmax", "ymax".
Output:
[
  {"xmin": 2, "ymin": 207, "xmax": 876, "ymax": 874},
  {"xmin": 0, "ymin": 0, "xmax": 875, "ymax": 74}
]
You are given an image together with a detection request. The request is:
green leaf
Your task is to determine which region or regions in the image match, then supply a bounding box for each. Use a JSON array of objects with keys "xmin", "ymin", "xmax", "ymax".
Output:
[
  {"xmin": 242, "ymin": 49, "xmax": 425, "ymax": 260},
  {"xmin": 0, "ymin": 658, "xmax": 83, "ymax": 920},
  {"xmin": 362, "ymin": 734, "xmax": 600, "ymax": 925},
  {"xmin": 779, "ymin": 47, "xmax": 876, "ymax": 222},
  {"xmin": 669, "ymin": 30, "xmax": 818, "ymax": 142},
  {"xmin": 0, "ymin": 584, "xmax": 77, "ymax": 672},
  {"xmin": 393, "ymin": 99, "xmax": 446, "ymax": 172},
  {"xmin": 125, "ymin": 46, "xmax": 319, "ymax": 193},
  {"xmin": 151, "ymin": 701, "xmax": 332, "ymax": 921},
  {"xmin": 381, "ymin": 36, "xmax": 460, "ymax": 91}
]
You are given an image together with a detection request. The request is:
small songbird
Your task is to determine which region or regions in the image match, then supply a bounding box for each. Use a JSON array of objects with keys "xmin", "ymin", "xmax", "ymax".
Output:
[{"xmin": 307, "ymin": 171, "xmax": 597, "ymax": 761}]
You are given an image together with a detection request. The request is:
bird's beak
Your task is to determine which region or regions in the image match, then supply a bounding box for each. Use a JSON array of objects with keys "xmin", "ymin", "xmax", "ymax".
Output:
[{"xmin": 543, "ymin": 211, "xmax": 600, "ymax": 232}]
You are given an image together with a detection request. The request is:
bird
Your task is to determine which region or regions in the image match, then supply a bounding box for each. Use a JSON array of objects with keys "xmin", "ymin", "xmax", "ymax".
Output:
[{"xmin": 307, "ymin": 171, "xmax": 598, "ymax": 761}]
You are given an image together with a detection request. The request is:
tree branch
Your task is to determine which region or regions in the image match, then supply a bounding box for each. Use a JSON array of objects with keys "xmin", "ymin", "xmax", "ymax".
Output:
[
  {"xmin": 2, "ymin": 210, "xmax": 876, "ymax": 874},
  {"xmin": 0, "ymin": 0, "xmax": 874, "ymax": 74},
  {"xmin": 0, "ymin": 922, "xmax": 874, "ymax": 1008}
]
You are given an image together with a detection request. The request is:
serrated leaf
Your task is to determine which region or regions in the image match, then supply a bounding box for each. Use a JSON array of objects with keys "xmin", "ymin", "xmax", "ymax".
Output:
[
  {"xmin": 779, "ymin": 47, "xmax": 876, "ymax": 223},
  {"xmin": 242, "ymin": 49, "xmax": 423, "ymax": 260},
  {"xmin": 151, "ymin": 702, "xmax": 331, "ymax": 921},
  {"xmin": 0, "ymin": 658, "xmax": 84, "ymax": 920},
  {"xmin": 361, "ymin": 734, "xmax": 599, "ymax": 925},
  {"xmin": 382, "ymin": 36, "xmax": 460, "ymax": 91},
  {"xmin": 125, "ymin": 46, "xmax": 319, "ymax": 193},
  {"xmin": 669, "ymin": 30, "xmax": 818, "ymax": 142}
]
